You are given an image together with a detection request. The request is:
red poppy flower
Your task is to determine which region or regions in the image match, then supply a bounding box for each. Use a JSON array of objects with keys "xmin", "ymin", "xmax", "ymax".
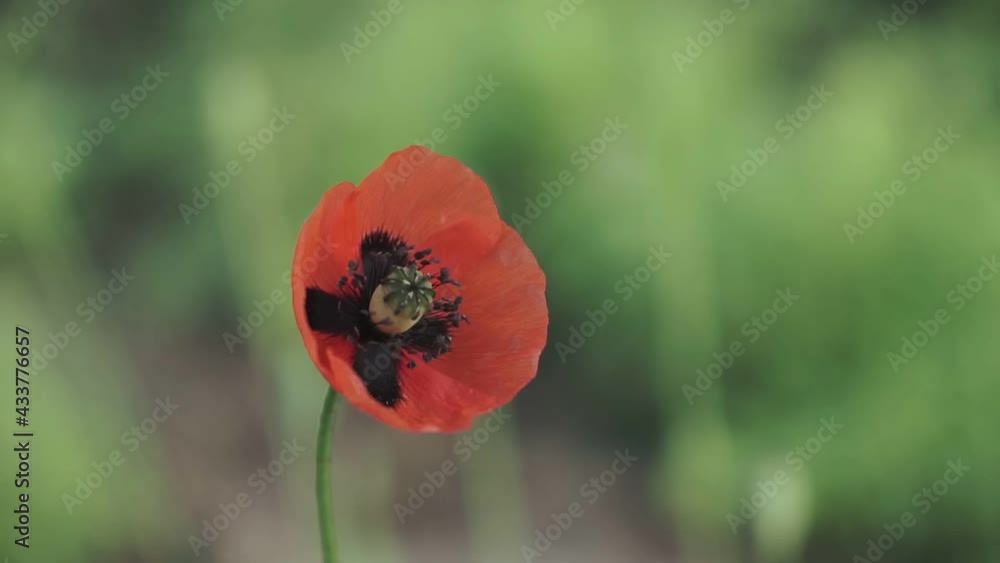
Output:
[{"xmin": 291, "ymin": 146, "xmax": 548, "ymax": 432}]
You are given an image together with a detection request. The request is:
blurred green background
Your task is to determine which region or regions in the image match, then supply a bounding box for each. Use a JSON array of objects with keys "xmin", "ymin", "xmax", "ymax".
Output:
[{"xmin": 2, "ymin": 0, "xmax": 999, "ymax": 561}]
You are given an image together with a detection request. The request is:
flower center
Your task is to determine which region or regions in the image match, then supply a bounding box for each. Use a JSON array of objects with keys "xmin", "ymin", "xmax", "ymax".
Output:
[
  {"xmin": 368, "ymin": 265, "xmax": 435, "ymax": 334},
  {"xmin": 303, "ymin": 228, "xmax": 470, "ymax": 408}
]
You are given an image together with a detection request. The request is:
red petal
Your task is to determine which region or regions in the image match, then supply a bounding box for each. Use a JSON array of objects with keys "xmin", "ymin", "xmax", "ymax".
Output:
[
  {"xmin": 321, "ymin": 341, "xmax": 495, "ymax": 432},
  {"xmin": 291, "ymin": 181, "xmax": 360, "ymax": 378},
  {"xmin": 420, "ymin": 219, "xmax": 548, "ymax": 404},
  {"xmin": 352, "ymin": 146, "xmax": 501, "ymax": 244}
]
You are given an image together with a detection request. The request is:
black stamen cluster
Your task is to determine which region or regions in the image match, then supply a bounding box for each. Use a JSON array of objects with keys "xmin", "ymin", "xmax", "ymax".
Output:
[{"xmin": 305, "ymin": 228, "xmax": 469, "ymax": 407}]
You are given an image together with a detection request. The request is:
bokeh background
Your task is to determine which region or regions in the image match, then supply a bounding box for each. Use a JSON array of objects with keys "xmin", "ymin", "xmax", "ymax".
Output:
[{"xmin": 2, "ymin": 0, "xmax": 999, "ymax": 561}]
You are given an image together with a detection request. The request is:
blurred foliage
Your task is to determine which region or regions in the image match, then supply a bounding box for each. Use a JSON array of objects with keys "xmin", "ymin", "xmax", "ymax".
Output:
[{"xmin": 1, "ymin": 0, "xmax": 999, "ymax": 562}]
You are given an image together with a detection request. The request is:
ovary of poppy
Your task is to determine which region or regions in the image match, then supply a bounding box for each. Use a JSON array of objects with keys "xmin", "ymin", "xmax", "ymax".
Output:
[{"xmin": 291, "ymin": 146, "xmax": 548, "ymax": 432}]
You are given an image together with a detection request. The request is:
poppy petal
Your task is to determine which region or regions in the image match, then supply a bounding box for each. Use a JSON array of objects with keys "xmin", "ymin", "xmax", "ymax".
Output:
[
  {"xmin": 291, "ymin": 182, "xmax": 361, "ymax": 377},
  {"xmin": 418, "ymin": 219, "xmax": 548, "ymax": 403},
  {"xmin": 352, "ymin": 146, "xmax": 501, "ymax": 244},
  {"xmin": 321, "ymin": 341, "xmax": 495, "ymax": 432}
]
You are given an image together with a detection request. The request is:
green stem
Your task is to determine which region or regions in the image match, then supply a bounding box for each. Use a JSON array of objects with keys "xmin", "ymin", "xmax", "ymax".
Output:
[{"xmin": 316, "ymin": 387, "xmax": 340, "ymax": 563}]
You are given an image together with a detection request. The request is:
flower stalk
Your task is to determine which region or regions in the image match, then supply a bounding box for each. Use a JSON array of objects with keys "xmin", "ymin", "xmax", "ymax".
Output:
[{"xmin": 316, "ymin": 388, "xmax": 340, "ymax": 563}]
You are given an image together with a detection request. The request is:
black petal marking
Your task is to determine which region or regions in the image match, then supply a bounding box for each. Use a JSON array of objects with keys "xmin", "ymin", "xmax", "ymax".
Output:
[
  {"xmin": 304, "ymin": 228, "xmax": 468, "ymax": 410},
  {"xmin": 353, "ymin": 343, "xmax": 402, "ymax": 407},
  {"xmin": 305, "ymin": 288, "xmax": 364, "ymax": 335}
]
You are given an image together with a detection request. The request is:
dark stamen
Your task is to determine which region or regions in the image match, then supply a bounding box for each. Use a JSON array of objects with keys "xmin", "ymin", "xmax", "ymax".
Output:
[{"xmin": 304, "ymin": 228, "xmax": 468, "ymax": 409}]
